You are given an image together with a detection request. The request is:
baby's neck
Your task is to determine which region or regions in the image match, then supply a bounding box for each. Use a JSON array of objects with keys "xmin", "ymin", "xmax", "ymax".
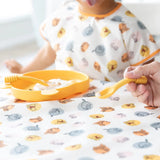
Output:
[{"xmin": 79, "ymin": 0, "xmax": 117, "ymax": 15}]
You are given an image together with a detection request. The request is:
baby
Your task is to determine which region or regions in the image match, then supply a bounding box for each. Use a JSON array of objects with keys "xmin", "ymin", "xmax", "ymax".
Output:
[{"xmin": 5, "ymin": 0, "xmax": 160, "ymax": 81}]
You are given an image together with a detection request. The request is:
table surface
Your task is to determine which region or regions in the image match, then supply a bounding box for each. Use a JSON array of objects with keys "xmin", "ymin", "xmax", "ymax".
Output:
[{"xmin": 0, "ymin": 80, "xmax": 160, "ymax": 160}]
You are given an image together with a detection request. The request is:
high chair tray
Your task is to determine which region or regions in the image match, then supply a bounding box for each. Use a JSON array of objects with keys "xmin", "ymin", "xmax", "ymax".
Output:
[{"xmin": 10, "ymin": 70, "xmax": 89, "ymax": 102}]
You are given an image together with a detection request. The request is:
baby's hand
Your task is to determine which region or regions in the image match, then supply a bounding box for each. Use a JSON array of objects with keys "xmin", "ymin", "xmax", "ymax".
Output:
[{"xmin": 5, "ymin": 59, "xmax": 23, "ymax": 73}]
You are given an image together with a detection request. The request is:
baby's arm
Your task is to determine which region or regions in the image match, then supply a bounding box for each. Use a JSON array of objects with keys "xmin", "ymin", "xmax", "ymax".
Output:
[{"xmin": 5, "ymin": 42, "xmax": 56, "ymax": 73}]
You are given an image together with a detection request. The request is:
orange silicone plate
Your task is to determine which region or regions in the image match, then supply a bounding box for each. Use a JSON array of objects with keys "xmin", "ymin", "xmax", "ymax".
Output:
[{"xmin": 10, "ymin": 70, "xmax": 89, "ymax": 102}]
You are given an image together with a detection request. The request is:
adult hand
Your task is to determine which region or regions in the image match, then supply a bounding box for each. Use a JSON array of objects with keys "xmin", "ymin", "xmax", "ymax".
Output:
[{"xmin": 124, "ymin": 61, "xmax": 160, "ymax": 106}]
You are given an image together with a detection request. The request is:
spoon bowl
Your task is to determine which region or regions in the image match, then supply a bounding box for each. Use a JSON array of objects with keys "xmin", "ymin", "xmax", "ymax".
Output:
[{"xmin": 96, "ymin": 76, "xmax": 147, "ymax": 99}]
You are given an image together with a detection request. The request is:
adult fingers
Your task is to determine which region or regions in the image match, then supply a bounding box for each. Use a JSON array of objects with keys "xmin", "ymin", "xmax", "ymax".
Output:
[
  {"xmin": 126, "ymin": 82, "xmax": 137, "ymax": 92},
  {"xmin": 124, "ymin": 61, "xmax": 160, "ymax": 79},
  {"xmin": 137, "ymin": 90, "xmax": 150, "ymax": 105},
  {"xmin": 133, "ymin": 84, "xmax": 147, "ymax": 97}
]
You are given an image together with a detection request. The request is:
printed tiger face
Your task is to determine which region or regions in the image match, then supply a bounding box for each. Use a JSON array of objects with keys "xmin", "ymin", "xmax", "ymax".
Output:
[
  {"xmin": 25, "ymin": 135, "xmax": 41, "ymax": 141},
  {"xmin": 88, "ymin": 133, "xmax": 103, "ymax": 140},
  {"xmin": 90, "ymin": 114, "xmax": 104, "ymax": 119},
  {"xmin": 101, "ymin": 27, "xmax": 111, "ymax": 38},
  {"xmin": 65, "ymin": 57, "xmax": 73, "ymax": 67},
  {"xmin": 51, "ymin": 119, "xmax": 66, "ymax": 125},
  {"xmin": 121, "ymin": 103, "xmax": 135, "ymax": 109},
  {"xmin": 57, "ymin": 27, "xmax": 66, "ymax": 38},
  {"xmin": 27, "ymin": 103, "xmax": 41, "ymax": 111},
  {"xmin": 140, "ymin": 45, "xmax": 150, "ymax": 57},
  {"xmin": 143, "ymin": 155, "xmax": 160, "ymax": 160},
  {"xmin": 65, "ymin": 144, "xmax": 82, "ymax": 151},
  {"xmin": 107, "ymin": 60, "xmax": 117, "ymax": 72},
  {"xmin": 125, "ymin": 10, "xmax": 135, "ymax": 17},
  {"xmin": 124, "ymin": 120, "xmax": 141, "ymax": 126}
]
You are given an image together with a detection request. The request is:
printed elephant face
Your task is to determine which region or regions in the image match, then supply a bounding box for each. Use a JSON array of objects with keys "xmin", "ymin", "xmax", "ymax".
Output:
[
  {"xmin": 82, "ymin": 25, "xmax": 94, "ymax": 36},
  {"xmin": 78, "ymin": 99, "xmax": 93, "ymax": 111},
  {"xmin": 11, "ymin": 144, "xmax": 28, "ymax": 155},
  {"xmin": 105, "ymin": 128, "xmax": 123, "ymax": 134},
  {"xmin": 94, "ymin": 45, "xmax": 105, "ymax": 56},
  {"xmin": 6, "ymin": 114, "xmax": 22, "ymax": 121},
  {"xmin": 150, "ymin": 122, "xmax": 160, "ymax": 130},
  {"xmin": 133, "ymin": 139, "xmax": 152, "ymax": 149},
  {"xmin": 49, "ymin": 108, "xmax": 64, "ymax": 117}
]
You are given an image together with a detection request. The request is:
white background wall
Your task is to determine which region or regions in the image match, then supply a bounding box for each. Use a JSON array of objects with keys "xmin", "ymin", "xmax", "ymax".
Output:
[
  {"xmin": 123, "ymin": 2, "xmax": 160, "ymax": 35},
  {"xmin": 0, "ymin": 0, "xmax": 160, "ymax": 50}
]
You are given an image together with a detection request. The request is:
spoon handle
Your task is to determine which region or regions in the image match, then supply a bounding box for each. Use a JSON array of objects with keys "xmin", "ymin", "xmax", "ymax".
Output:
[
  {"xmin": 96, "ymin": 76, "xmax": 147, "ymax": 99},
  {"xmin": 5, "ymin": 74, "xmax": 49, "ymax": 86},
  {"xmin": 114, "ymin": 76, "xmax": 148, "ymax": 91}
]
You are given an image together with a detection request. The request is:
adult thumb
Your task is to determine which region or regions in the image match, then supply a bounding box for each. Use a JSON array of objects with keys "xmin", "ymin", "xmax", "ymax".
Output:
[{"xmin": 124, "ymin": 61, "xmax": 160, "ymax": 79}]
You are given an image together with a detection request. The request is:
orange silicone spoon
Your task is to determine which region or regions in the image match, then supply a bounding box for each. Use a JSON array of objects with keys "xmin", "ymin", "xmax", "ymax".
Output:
[{"xmin": 96, "ymin": 76, "xmax": 147, "ymax": 99}]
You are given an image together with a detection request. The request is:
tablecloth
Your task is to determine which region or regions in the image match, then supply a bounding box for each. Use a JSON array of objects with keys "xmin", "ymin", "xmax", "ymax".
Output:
[{"xmin": 0, "ymin": 80, "xmax": 160, "ymax": 160}]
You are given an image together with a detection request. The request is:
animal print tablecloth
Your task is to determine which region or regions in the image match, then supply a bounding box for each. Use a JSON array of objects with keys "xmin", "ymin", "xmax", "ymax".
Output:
[{"xmin": 0, "ymin": 80, "xmax": 160, "ymax": 160}]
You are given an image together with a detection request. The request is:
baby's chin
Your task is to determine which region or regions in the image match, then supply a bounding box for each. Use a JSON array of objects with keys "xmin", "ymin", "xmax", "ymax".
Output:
[{"xmin": 83, "ymin": 0, "xmax": 97, "ymax": 6}]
